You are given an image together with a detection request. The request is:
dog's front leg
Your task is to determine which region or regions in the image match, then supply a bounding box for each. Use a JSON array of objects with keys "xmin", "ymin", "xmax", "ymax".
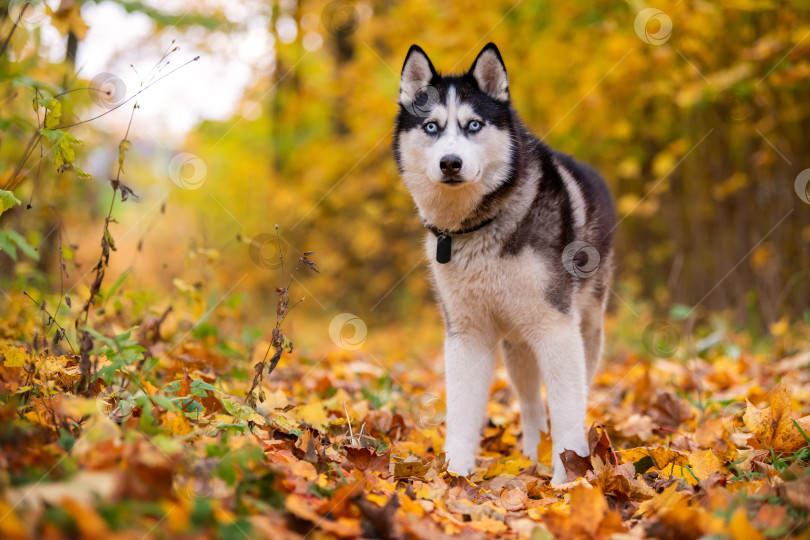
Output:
[
  {"xmin": 443, "ymin": 332, "xmax": 496, "ymax": 476},
  {"xmin": 529, "ymin": 324, "xmax": 589, "ymax": 484}
]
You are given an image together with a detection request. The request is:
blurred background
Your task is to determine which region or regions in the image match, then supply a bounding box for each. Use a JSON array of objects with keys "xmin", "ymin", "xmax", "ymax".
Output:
[{"xmin": 1, "ymin": 0, "xmax": 809, "ymax": 358}]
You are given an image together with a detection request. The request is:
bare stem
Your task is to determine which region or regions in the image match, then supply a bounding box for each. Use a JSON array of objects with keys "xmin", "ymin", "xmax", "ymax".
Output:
[{"xmin": 23, "ymin": 291, "xmax": 76, "ymax": 355}]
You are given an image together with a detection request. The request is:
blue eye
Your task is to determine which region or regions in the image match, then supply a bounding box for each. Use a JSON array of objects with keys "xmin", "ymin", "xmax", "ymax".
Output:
[
  {"xmin": 468, "ymin": 120, "xmax": 482, "ymax": 132},
  {"xmin": 424, "ymin": 122, "xmax": 438, "ymax": 134}
]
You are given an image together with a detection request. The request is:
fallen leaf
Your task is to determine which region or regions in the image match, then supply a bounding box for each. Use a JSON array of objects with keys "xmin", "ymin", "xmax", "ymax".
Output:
[
  {"xmin": 688, "ymin": 449, "xmax": 724, "ymax": 482},
  {"xmin": 560, "ymin": 449, "xmax": 593, "ymax": 482}
]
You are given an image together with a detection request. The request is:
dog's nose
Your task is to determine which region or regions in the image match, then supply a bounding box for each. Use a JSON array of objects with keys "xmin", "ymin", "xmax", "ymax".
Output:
[{"xmin": 439, "ymin": 155, "xmax": 463, "ymax": 176}]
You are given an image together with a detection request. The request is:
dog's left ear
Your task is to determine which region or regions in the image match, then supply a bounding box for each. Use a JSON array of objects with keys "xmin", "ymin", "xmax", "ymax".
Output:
[{"xmin": 469, "ymin": 43, "xmax": 509, "ymax": 101}]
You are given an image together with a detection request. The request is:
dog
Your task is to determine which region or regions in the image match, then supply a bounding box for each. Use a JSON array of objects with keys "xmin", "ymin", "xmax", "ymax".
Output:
[{"xmin": 392, "ymin": 43, "xmax": 615, "ymax": 484}]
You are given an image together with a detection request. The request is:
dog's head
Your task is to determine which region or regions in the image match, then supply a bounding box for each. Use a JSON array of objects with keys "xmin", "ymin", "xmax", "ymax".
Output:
[{"xmin": 393, "ymin": 43, "xmax": 516, "ymax": 199}]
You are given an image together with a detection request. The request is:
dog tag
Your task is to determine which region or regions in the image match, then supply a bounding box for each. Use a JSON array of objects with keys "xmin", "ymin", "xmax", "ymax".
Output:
[{"xmin": 436, "ymin": 234, "xmax": 452, "ymax": 264}]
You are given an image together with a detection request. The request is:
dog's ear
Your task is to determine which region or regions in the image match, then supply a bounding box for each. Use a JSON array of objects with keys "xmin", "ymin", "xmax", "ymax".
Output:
[
  {"xmin": 469, "ymin": 43, "xmax": 509, "ymax": 101},
  {"xmin": 399, "ymin": 45, "xmax": 437, "ymax": 105}
]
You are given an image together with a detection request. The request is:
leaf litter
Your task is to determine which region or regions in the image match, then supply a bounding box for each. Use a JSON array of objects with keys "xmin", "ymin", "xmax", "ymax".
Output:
[{"xmin": 0, "ymin": 313, "xmax": 808, "ymax": 539}]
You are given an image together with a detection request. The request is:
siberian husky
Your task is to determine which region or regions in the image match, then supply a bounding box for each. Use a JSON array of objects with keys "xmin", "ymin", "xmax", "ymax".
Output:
[{"xmin": 392, "ymin": 43, "xmax": 615, "ymax": 484}]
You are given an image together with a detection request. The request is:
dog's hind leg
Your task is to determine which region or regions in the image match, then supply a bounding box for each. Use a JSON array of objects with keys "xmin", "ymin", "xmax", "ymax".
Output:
[
  {"xmin": 579, "ymin": 300, "xmax": 605, "ymax": 385},
  {"xmin": 503, "ymin": 340, "xmax": 548, "ymax": 460}
]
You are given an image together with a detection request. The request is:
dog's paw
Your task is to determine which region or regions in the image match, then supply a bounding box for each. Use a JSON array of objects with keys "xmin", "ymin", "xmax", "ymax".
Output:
[
  {"xmin": 447, "ymin": 462, "xmax": 475, "ymax": 476},
  {"xmin": 550, "ymin": 469, "xmax": 568, "ymax": 485},
  {"xmin": 445, "ymin": 448, "xmax": 476, "ymax": 476}
]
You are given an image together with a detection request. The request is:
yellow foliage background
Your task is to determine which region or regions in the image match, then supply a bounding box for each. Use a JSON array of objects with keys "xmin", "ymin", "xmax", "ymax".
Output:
[{"xmin": 1, "ymin": 0, "xmax": 809, "ymax": 349}]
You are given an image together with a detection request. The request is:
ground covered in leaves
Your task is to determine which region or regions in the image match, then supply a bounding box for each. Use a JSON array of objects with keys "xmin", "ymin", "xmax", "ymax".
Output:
[{"xmin": 1, "ymin": 308, "xmax": 809, "ymax": 540}]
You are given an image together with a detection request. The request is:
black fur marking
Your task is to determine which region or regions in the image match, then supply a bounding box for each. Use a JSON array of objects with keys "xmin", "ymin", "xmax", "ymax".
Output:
[{"xmin": 554, "ymin": 151, "xmax": 615, "ymax": 259}]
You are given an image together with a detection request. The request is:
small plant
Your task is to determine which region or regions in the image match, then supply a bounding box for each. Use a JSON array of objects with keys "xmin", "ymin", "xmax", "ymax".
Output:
[{"xmin": 246, "ymin": 225, "xmax": 317, "ymax": 408}]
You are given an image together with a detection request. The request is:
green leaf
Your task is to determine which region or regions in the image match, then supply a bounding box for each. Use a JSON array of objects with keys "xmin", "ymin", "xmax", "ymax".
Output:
[
  {"xmin": 36, "ymin": 97, "xmax": 57, "ymax": 109},
  {"xmin": 149, "ymin": 394, "xmax": 179, "ymax": 412},
  {"xmin": 12, "ymin": 76, "xmax": 60, "ymax": 94},
  {"xmin": 0, "ymin": 190, "xmax": 21, "ymax": 216},
  {"xmin": 0, "ymin": 230, "xmax": 39, "ymax": 261},
  {"xmin": 104, "ymin": 227, "xmax": 117, "ymax": 251},
  {"xmin": 93, "ymin": 348, "xmax": 143, "ymax": 384},
  {"xmin": 669, "ymin": 304, "xmax": 693, "ymax": 321},
  {"xmin": 221, "ymin": 397, "xmax": 256, "ymax": 422},
  {"xmin": 190, "ymin": 380, "xmax": 221, "ymax": 393},
  {"xmin": 0, "ymin": 232, "xmax": 17, "ymax": 262},
  {"xmin": 104, "ymin": 269, "xmax": 130, "ymax": 302}
]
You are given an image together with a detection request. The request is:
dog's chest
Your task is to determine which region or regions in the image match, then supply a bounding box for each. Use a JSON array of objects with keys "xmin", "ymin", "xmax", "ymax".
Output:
[{"xmin": 425, "ymin": 231, "xmax": 550, "ymax": 323}]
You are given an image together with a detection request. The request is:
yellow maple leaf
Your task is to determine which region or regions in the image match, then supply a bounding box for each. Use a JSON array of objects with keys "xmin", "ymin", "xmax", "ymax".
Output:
[
  {"xmin": 47, "ymin": 3, "xmax": 89, "ymax": 40},
  {"xmin": 287, "ymin": 459, "xmax": 318, "ymax": 481},
  {"xmin": 618, "ymin": 446, "xmax": 690, "ymax": 470},
  {"xmin": 483, "ymin": 454, "xmax": 534, "ymax": 478},
  {"xmin": 743, "ymin": 385, "xmax": 810, "ymax": 453},
  {"xmin": 291, "ymin": 400, "xmax": 329, "ymax": 432},
  {"xmin": 166, "ymin": 413, "xmax": 193, "ymax": 435},
  {"xmin": 637, "ymin": 483, "xmax": 690, "ymax": 517},
  {"xmin": 1, "ymin": 344, "xmax": 27, "ymax": 368},
  {"xmin": 545, "ymin": 485, "xmax": 625, "ymax": 538},
  {"xmin": 689, "ymin": 449, "xmax": 724, "ymax": 481}
]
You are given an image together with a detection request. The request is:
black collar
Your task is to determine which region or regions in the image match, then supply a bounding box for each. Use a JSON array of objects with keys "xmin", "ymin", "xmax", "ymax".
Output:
[
  {"xmin": 421, "ymin": 212, "xmax": 499, "ymax": 238},
  {"xmin": 421, "ymin": 212, "xmax": 499, "ymax": 264}
]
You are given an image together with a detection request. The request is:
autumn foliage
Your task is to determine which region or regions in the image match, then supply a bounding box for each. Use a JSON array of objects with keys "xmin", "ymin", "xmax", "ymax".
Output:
[
  {"xmin": 2, "ymin": 305, "xmax": 810, "ymax": 538},
  {"xmin": 1, "ymin": 0, "xmax": 810, "ymax": 539}
]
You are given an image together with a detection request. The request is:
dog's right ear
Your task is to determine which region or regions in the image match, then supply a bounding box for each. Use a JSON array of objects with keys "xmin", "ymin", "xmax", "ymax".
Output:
[{"xmin": 399, "ymin": 45, "xmax": 437, "ymax": 105}]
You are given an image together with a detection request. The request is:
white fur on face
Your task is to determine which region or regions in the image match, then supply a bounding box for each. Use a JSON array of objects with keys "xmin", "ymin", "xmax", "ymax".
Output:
[{"xmin": 397, "ymin": 85, "xmax": 513, "ymax": 229}]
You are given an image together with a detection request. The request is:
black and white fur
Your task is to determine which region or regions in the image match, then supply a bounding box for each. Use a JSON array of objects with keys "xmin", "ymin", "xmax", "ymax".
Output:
[{"xmin": 393, "ymin": 43, "xmax": 615, "ymax": 484}]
